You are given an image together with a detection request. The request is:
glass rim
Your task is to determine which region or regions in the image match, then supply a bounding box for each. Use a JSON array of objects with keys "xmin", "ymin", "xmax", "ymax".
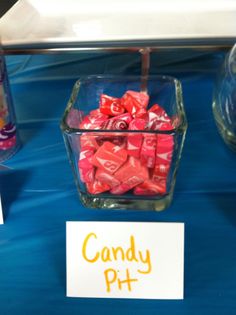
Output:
[
  {"xmin": 228, "ymin": 43, "xmax": 236, "ymax": 80},
  {"xmin": 61, "ymin": 74, "xmax": 187, "ymax": 135}
]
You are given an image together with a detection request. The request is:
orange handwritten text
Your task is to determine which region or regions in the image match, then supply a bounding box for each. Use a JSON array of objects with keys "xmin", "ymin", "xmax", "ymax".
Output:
[{"xmin": 82, "ymin": 232, "xmax": 152, "ymax": 292}]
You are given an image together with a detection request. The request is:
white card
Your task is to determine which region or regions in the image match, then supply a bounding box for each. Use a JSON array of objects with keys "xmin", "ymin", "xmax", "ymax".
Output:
[
  {"xmin": 0, "ymin": 194, "xmax": 3, "ymax": 224},
  {"xmin": 66, "ymin": 221, "xmax": 184, "ymax": 300}
]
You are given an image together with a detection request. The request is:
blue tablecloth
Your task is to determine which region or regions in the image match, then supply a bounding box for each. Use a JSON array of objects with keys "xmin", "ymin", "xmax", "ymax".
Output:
[{"xmin": 0, "ymin": 51, "xmax": 236, "ymax": 315}]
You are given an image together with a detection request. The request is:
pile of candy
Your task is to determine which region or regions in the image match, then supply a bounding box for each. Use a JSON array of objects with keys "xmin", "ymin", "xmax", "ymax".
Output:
[{"xmin": 67, "ymin": 90, "xmax": 175, "ymax": 196}]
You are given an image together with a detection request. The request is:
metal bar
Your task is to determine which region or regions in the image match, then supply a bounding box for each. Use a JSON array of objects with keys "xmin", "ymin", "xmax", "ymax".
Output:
[
  {"xmin": 2, "ymin": 44, "xmax": 233, "ymax": 55},
  {"xmin": 140, "ymin": 48, "xmax": 150, "ymax": 93}
]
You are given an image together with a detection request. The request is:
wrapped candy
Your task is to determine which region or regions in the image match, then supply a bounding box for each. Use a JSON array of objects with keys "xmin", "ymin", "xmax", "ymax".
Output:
[
  {"xmin": 78, "ymin": 147, "xmax": 95, "ymax": 183},
  {"xmin": 100, "ymin": 94, "xmax": 125, "ymax": 116},
  {"xmin": 149, "ymin": 104, "xmax": 171, "ymax": 121},
  {"xmin": 101, "ymin": 113, "xmax": 132, "ymax": 130},
  {"xmin": 91, "ymin": 141, "xmax": 127, "ymax": 174},
  {"xmin": 140, "ymin": 135, "xmax": 157, "ymax": 168},
  {"xmin": 80, "ymin": 112, "xmax": 109, "ymax": 130},
  {"xmin": 153, "ymin": 163, "xmax": 170, "ymax": 178},
  {"xmin": 110, "ymin": 181, "xmax": 142, "ymax": 194},
  {"xmin": 147, "ymin": 104, "xmax": 173, "ymax": 131},
  {"xmin": 101, "ymin": 118, "xmax": 128, "ymax": 131},
  {"xmin": 95, "ymin": 168, "xmax": 121, "ymax": 188},
  {"xmin": 155, "ymin": 134, "xmax": 174, "ymax": 165},
  {"xmin": 127, "ymin": 118, "xmax": 147, "ymax": 158},
  {"xmin": 114, "ymin": 156, "xmax": 148, "ymax": 182},
  {"xmin": 95, "ymin": 135, "xmax": 126, "ymax": 147},
  {"xmin": 80, "ymin": 134, "xmax": 98, "ymax": 151},
  {"xmin": 121, "ymin": 90, "xmax": 149, "ymax": 118},
  {"xmin": 86, "ymin": 180, "xmax": 110, "ymax": 194},
  {"xmin": 96, "ymin": 113, "xmax": 132, "ymax": 147},
  {"xmin": 111, "ymin": 156, "xmax": 149, "ymax": 194},
  {"xmin": 134, "ymin": 179, "xmax": 166, "ymax": 195}
]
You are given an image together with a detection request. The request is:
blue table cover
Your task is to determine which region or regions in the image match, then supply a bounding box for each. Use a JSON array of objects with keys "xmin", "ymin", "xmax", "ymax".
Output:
[{"xmin": 0, "ymin": 51, "xmax": 236, "ymax": 315}]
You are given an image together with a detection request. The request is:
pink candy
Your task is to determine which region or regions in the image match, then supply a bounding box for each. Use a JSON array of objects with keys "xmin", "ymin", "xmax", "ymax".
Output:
[
  {"xmin": 78, "ymin": 148, "xmax": 95, "ymax": 183},
  {"xmin": 140, "ymin": 135, "xmax": 157, "ymax": 168},
  {"xmin": 127, "ymin": 118, "xmax": 147, "ymax": 158},
  {"xmin": 80, "ymin": 134, "xmax": 98, "ymax": 151},
  {"xmin": 121, "ymin": 90, "xmax": 149, "ymax": 118},
  {"xmin": 114, "ymin": 156, "xmax": 148, "ymax": 182},
  {"xmin": 91, "ymin": 141, "xmax": 127, "ymax": 174},
  {"xmin": 155, "ymin": 134, "xmax": 174, "ymax": 164},
  {"xmin": 148, "ymin": 104, "xmax": 173, "ymax": 131},
  {"xmin": 80, "ymin": 112, "xmax": 108, "ymax": 130},
  {"xmin": 111, "ymin": 157, "xmax": 149, "ymax": 194},
  {"xmin": 95, "ymin": 168, "xmax": 121, "ymax": 188},
  {"xmin": 100, "ymin": 94, "xmax": 125, "ymax": 116},
  {"xmin": 72, "ymin": 90, "xmax": 175, "ymax": 196},
  {"xmin": 134, "ymin": 179, "xmax": 166, "ymax": 195},
  {"xmin": 86, "ymin": 180, "xmax": 110, "ymax": 194}
]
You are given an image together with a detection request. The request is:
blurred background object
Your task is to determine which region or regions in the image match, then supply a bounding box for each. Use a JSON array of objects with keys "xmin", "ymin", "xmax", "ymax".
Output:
[
  {"xmin": 0, "ymin": 0, "xmax": 17, "ymax": 18},
  {"xmin": 213, "ymin": 43, "xmax": 236, "ymax": 151}
]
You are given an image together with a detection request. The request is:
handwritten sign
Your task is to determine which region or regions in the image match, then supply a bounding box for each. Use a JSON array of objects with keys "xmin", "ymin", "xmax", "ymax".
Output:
[
  {"xmin": 66, "ymin": 221, "xmax": 184, "ymax": 299},
  {"xmin": 0, "ymin": 194, "xmax": 3, "ymax": 224}
]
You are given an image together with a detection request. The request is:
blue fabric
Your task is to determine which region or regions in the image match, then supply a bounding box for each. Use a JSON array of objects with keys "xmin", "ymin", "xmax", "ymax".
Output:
[{"xmin": 0, "ymin": 51, "xmax": 236, "ymax": 315}]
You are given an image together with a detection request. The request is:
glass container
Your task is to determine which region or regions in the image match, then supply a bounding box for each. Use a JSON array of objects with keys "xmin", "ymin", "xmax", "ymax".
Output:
[
  {"xmin": 213, "ymin": 44, "xmax": 236, "ymax": 151},
  {"xmin": 61, "ymin": 75, "xmax": 187, "ymax": 211}
]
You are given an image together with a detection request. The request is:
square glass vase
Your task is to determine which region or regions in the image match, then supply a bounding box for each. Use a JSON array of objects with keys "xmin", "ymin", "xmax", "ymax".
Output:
[{"xmin": 61, "ymin": 75, "xmax": 187, "ymax": 211}]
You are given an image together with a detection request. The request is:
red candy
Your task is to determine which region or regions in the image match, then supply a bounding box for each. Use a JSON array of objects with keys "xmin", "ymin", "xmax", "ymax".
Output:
[
  {"xmin": 135, "ymin": 107, "xmax": 148, "ymax": 119},
  {"xmin": 127, "ymin": 135, "xmax": 143, "ymax": 158},
  {"xmin": 113, "ymin": 113, "xmax": 133, "ymax": 124},
  {"xmin": 128, "ymin": 118, "xmax": 147, "ymax": 131},
  {"xmin": 96, "ymin": 135, "xmax": 126, "ymax": 147},
  {"xmin": 152, "ymin": 134, "xmax": 174, "ymax": 184},
  {"xmin": 79, "ymin": 167, "xmax": 95, "ymax": 184},
  {"xmin": 155, "ymin": 134, "xmax": 174, "ymax": 164},
  {"xmin": 86, "ymin": 180, "xmax": 110, "ymax": 194},
  {"xmin": 134, "ymin": 179, "xmax": 166, "ymax": 195},
  {"xmin": 140, "ymin": 135, "xmax": 157, "ymax": 168},
  {"xmin": 110, "ymin": 180, "xmax": 142, "ymax": 194},
  {"xmin": 121, "ymin": 90, "xmax": 149, "ymax": 118},
  {"xmin": 114, "ymin": 156, "xmax": 146, "ymax": 181},
  {"xmin": 89, "ymin": 109, "xmax": 103, "ymax": 116},
  {"xmin": 78, "ymin": 148, "xmax": 95, "ymax": 183},
  {"xmin": 149, "ymin": 104, "xmax": 171, "ymax": 121},
  {"xmin": 101, "ymin": 113, "xmax": 132, "ymax": 130},
  {"xmin": 73, "ymin": 89, "xmax": 176, "ymax": 197},
  {"xmin": 151, "ymin": 121, "xmax": 173, "ymax": 131},
  {"xmin": 127, "ymin": 118, "xmax": 147, "ymax": 158},
  {"xmin": 80, "ymin": 134, "xmax": 98, "ymax": 151},
  {"xmin": 101, "ymin": 118, "xmax": 128, "ymax": 130},
  {"xmin": 100, "ymin": 94, "xmax": 125, "ymax": 116},
  {"xmin": 95, "ymin": 168, "xmax": 121, "ymax": 188},
  {"xmin": 91, "ymin": 141, "xmax": 127, "ymax": 174},
  {"xmin": 111, "ymin": 156, "xmax": 149, "ymax": 194},
  {"xmin": 148, "ymin": 104, "xmax": 173, "ymax": 131},
  {"xmin": 80, "ymin": 112, "xmax": 108, "ymax": 130},
  {"xmin": 153, "ymin": 163, "xmax": 170, "ymax": 178}
]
